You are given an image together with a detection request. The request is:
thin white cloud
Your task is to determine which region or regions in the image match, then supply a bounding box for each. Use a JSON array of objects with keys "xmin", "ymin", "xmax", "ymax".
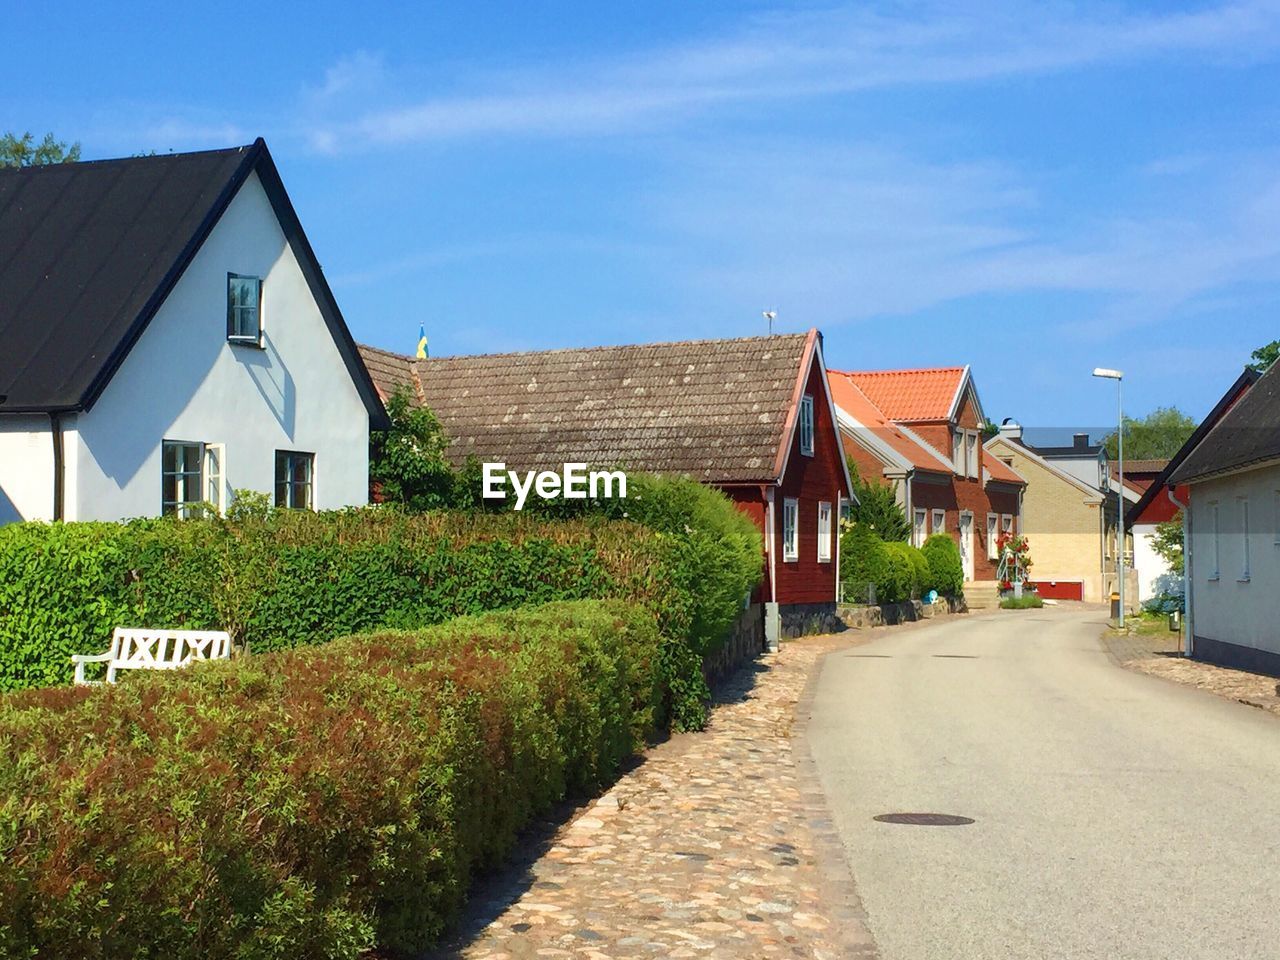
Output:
[{"xmin": 308, "ymin": 0, "xmax": 1280, "ymax": 147}]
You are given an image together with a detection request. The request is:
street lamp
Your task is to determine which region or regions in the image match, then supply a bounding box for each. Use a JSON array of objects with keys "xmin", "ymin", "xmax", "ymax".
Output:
[{"xmin": 1093, "ymin": 367, "xmax": 1125, "ymax": 627}]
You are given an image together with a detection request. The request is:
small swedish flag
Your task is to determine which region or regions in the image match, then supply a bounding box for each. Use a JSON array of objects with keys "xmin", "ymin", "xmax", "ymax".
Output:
[{"xmin": 415, "ymin": 324, "xmax": 429, "ymax": 359}]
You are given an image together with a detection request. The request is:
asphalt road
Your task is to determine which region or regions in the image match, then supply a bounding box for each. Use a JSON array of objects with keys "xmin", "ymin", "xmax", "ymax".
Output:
[{"xmin": 807, "ymin": 607, "xmax": 1280, "ymax": 960}]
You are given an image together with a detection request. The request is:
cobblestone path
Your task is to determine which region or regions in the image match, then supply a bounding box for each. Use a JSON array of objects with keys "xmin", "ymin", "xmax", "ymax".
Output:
[{"xmin": 432, "ymin": 633, "xmax": 876, "ymax": 959}]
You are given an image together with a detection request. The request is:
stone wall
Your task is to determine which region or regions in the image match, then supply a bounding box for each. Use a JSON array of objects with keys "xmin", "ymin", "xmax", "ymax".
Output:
[
  {"xmin": 780, "ymin": 602, "xmax": 845, "ymax": 639},
  {"xmin": 837, "ymin": 596, "xmax": 967, "ymax": 630},
  {"xmin": 703, "ymin": 603, "xmax": 764, "ymax": 685}
]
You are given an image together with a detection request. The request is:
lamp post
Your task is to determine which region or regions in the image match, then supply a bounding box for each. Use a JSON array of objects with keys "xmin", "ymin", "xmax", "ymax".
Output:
[{"xmin": 1093, "ymin": 367, "xmax": 1125, "ymax": 627}]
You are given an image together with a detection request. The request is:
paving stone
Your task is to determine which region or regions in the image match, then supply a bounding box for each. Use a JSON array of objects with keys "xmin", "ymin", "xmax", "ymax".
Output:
[{"xmin": 429, "ymin": 632, "xmax": 876, "ymax": 959}]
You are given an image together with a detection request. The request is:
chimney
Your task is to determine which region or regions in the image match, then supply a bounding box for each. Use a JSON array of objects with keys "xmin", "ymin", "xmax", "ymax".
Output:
[
  {"xmin": 1073, "ymin": 433, "xmax": 1090, "ymax": 450},
  {"xmin": 999, "ymin": 418, "xmax": 1023, "ymax": 440}
]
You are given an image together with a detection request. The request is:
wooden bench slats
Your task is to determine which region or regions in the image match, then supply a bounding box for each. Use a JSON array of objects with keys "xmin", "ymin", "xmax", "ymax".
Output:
[{"xmin": 72, "ymin": 628, "xmax": 232, "ymax": 685}]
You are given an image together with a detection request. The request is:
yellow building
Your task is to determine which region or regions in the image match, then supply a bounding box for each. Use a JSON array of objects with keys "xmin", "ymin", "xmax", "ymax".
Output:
[{"xmin": 986, "ymin": 426, "xmax": 1136, "ymax": 604}]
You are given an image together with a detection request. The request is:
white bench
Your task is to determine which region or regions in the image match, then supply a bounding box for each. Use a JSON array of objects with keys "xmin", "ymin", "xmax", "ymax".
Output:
[{"xmin": 72, "ymin": 628, "xmax": 232, "ymax": 685}]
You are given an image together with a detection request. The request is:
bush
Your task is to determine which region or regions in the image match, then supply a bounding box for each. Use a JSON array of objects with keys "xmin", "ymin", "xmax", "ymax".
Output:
[
  {"xmin": 1001, "ymin": 593, "xmax": 1044, "ymax": 609},
  {"xmin": 0, "ymin": 600, "xmax": 660, "ymax": 959},
  {"xmin": 883, "ymin": 542, "xmax": 935, "ymax": 601},
  {"xmin": 906, "ymin": 545, "xmax": 934, "ymax": 597},
  {"xmin": 921, "ymin": 533, "xmax": 964, "ymax": 596},
  {"xmin": 839, "ymin": 521, "xmax": 890, "ymax": 603},
  {"xmin": 0, "ymin": 482, "xmax": 760, "ymax": 730},
  {"xmin": 879, "ymin": 541, "xmax": 915, "ymax": 603}
]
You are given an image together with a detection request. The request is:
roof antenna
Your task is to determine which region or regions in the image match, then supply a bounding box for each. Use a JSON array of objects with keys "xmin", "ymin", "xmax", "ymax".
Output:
[{"xmin": 763, "ymin": 310, "xmax": 776, "ymax": 335}]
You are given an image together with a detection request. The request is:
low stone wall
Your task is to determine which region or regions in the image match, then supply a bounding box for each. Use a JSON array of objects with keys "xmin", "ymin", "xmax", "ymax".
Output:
[
  {"xmin": 703, "ymin": 603, "xmax": 764, "ymax": 684},
  {"xmin": 780, "ymin": 602, "xmax": 845, "ymax": 639},
  {"xmin": 837, "ymin": 595, "xmax": 966, "ymax": 630}
]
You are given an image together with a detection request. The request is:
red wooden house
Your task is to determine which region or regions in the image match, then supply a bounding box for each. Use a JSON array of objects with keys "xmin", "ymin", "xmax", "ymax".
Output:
[
  {"xmin": 359, "ymin": 329, "xmax": 853, "ymax": 637},
  {"xmin": 827, "ymin": 365, "xmax": 1026, "ymax": 593}
]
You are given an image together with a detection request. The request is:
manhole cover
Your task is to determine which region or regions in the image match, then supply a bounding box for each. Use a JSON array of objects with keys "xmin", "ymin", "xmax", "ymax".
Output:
[{"xmin": 873, "ymin": 813, "xmax": 975, "ymax": 826}]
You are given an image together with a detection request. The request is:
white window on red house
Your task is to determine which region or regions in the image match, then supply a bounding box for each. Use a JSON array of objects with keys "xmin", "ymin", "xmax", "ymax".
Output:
[
  {"xmin": 913, "ymin": 508, "xmax": 927, "ymax": 547},
  {"xmin": 817, "ymin": 501, "xmax": 832, "ymax": 562},
  {"xmin": 783, "ymin": 498, "xmax": 799, "ymax": 561},
  {"xmin": 932, "ymin": 509, "xmax": 946, "ymax": 534},
  {"xmin": 966, "ymin": 432, "xmax": 979, "ymax": 479},
  {"xmin": 799, "ymin": 395, "xmax": 815, "ymax": 456},
  {"xmin": 952, "ymin": 430, "xmax": 964, "ymax": 474},
  {"xmin": 987, "ymin": 513, "xmax": 999, "ymax": 560}
]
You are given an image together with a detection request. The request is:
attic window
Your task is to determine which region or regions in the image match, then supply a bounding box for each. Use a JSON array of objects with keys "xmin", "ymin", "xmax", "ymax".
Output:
[
  {"xmin": 799, "ymin": 395, "xmax": 815, "ymax": 456},
  {"xmin": 227, "ymin": 274, "xmax": 262, "ymax": 344}
]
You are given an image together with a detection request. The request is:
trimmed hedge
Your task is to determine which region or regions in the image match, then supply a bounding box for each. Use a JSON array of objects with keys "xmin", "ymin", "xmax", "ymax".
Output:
[
  {"xmin": 922, "ymin": 533, "xmax": 964, "ymax": 596},
  {"xmin": 882, "ymin": 541, "xmax": 935, "ymax": 602},
  {"xmin": 0, "ymin": 600, "xmax": 661, "ymax": 959},
  {"xmin": 0, "ymin": 492, "xmax": 762, "ymax": 729},
  {"xmin": 840, "ymin": 523, "xmax": 937, "ymax": 603}
]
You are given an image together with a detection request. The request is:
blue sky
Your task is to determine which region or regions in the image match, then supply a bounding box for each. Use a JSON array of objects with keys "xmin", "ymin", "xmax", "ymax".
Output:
[{"xmin": 6, "ymin": 0, "xmax": 1279, "ymax": 430}]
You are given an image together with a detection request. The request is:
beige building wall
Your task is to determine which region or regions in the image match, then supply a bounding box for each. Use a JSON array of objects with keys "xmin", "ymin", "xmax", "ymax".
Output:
[{"xmin": 989, "ymin": 439, "xmax": 1109, "ymax": 602}]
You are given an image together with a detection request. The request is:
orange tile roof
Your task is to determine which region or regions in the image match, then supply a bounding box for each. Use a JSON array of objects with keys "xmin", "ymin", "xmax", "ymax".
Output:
[
  {"xmin": 840, "ymin": 367, "xmax": 966, "ymax": 422},
  {"xmin": 827, "ymin": 371, "xmax": 952, "ymax": 474},
  {"xmin": 983, "ymin": 449, "xmax": 1025, "ymax": 485}
]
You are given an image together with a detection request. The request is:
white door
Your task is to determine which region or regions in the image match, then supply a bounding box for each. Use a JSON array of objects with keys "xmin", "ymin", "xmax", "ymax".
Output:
[{"xmin": 959, "ymin": 512, "xmax": 974, "ymax": 582}]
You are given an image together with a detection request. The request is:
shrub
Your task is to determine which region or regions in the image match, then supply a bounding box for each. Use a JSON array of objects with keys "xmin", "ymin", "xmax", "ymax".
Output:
[
  {"xmin": 921, "ymin": 533, "xmax": 964, "ymax": 596},
  {"xmin": 906, "ymin": 545, "xmax": 934, "ymax": 597},
  {"xmin": 0, "ymin": 484, "xmax": 760, "ymax": 730},
  {"xmin": 845, "ymin": 461, "xmax": 911, "ymax": 542},
  {"xmin": 1000, "ymin": 593, "xmax": 1044, "ymax": 609},
  {"xmin": 838, "ymin": 521, "xmax": 890, "ymax": 603},
  {"xmin": 879, "ymin": 541, "xmax": 915, "ymax": 603},
  {"xmin": 0, "ymin": 600, "xmax": 660, "ymax": 959}
]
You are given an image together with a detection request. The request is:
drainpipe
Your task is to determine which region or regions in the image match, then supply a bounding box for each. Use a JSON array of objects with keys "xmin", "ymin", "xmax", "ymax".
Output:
[
  {"xmin": 1168, "ymin": 486, "xmax": 1191, "ymax": 657},
  {"xmin": 49, "ymin": 413, "xmax": 65, "ymax": 522},
  {"xmin": 764, "ymin": 485, "xmax": 779, "ymax": 652}
]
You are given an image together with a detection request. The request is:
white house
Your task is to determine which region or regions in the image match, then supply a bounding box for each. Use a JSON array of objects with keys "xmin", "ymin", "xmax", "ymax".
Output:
[
  {"xmin": 1169, "ymin": 360, "xmax": 1280, "ymax": 673},
  {"xmin": 0, "ymin": 139, "xmax": 387, "ymax": 524}
]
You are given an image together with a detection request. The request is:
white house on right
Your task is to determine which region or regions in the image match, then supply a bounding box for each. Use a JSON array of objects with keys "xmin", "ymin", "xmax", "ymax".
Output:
[{"xmin": 1170, "ymin": 360, "xmax": 1280, "ymax": 674}]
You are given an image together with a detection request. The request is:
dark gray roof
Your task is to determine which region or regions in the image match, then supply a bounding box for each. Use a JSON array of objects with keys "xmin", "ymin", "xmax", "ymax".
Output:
[
  {"xmin": 359, "ymin": 331, "xmax": 822, "ymax": 484},
  {"xmin": 0, "ymin": 140, "xmax": 386, "ymax": 426},
  {"xmin": 1168, "ymin": 363, "xmax": 1280, "ymax": 484}
]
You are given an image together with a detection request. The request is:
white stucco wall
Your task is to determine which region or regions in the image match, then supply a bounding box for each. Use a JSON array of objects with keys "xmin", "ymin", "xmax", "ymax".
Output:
[
  {"xmin": 69, "ymin": 171, "xmax": 370, "ymax": 521},
  {"xmin": 0, "ymin": 415, "xmax": 55, "ymax": 523},
  {"xmin": 1132, "ymin": 521, "xmax": 1174, "ymax": 602},
  {"xmin": 1188, "ymin": 465, "xmax": 1280, "ymax": 655}
]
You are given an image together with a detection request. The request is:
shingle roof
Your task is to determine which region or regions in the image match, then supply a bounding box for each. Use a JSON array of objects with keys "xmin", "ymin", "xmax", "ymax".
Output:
[
  {"xmin": 1169, "ymin": 362, "xmax": 1280, "ymax": 484},
  {"xmin": 0, "ymin": 139, "xmax": 386, "ymax": 425},
  {"xmin": 840, "ymin": 367, "xmax": 967, "ymax": 422},
  {"xmin": 1111, "ymin": 459, "xmax": 1169, "ymax": 476},
  {"xmin": 359, "ymin": 331, "xmax": 820, "ymax": 483},
  {"xmin": 983, "ymin": 449, "xmax": 1025, "ymax": 485}
]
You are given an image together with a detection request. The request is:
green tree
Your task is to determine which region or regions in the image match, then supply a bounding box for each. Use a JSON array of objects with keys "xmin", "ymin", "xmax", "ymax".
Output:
[
  {"xmin": 0, "ymin": 131, "xmax": 81, "ymax": 167},
  {"xmin": 1149, "ymin": 513, "xmax": 1184, "ymax": 576},
  {"xmin": 846, "ymin": 458, "xmax": 910, "ymax": 541},
  {"xmin": 369, "ymin": 387, "xmax": 459, "ymax": 510},
  {"xmin": 1101, "ymin": 406, "xmax": 1197, "ymax": 460},
  {"xmin": 1248, "ymin": 339, "xmax": 1279, "ymax": 374}
]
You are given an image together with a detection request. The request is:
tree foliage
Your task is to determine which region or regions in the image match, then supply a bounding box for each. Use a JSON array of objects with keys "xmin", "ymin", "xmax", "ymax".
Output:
[
  {"xmin": 369, "ymin": 387, "xmax": 460, "ymax": 510},
  {"xmin": 0, "ymin": 131, "xmax": 81, "ymax": 167},
  {"xmin": 845, "ymin": 458, "xmax": 910, "ymax": 541},
  {"xmin": 1248, "ymin": 339, "xmax": 1280, "ymax": 374},
  {"xmin": 1102, "ymin": 406, "xmax": 1197, "ymax": 460},
  {"xmin": 1149, "ymin": 512, "xmax": 1184, "ymax": 576}
]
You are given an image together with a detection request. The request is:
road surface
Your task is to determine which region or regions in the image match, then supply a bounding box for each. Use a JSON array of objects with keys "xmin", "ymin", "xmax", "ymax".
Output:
[{"xmin": 807, "ymin": 607, "xmax": 1280, "ymax": 960}]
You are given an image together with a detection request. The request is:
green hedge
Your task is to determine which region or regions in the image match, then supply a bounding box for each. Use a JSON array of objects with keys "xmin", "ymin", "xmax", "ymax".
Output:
[
  {"xmin": 922, "ymin": 533, "xmax": 964, "ymax": 596},
  {"xmin": 840, "ymin": 523, "xmax": 937, "ymax": 604},
  {"xmin": 0, "ymin": 488, "xmax": 762, "ymax": 729},
  {"xmin": 0, "ymin": 600, "xmax": 659, "ymax": 959}
]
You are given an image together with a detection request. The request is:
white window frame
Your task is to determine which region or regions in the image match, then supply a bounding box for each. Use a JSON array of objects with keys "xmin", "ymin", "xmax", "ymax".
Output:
[
  {"xmin": 987, "ymin": 512, "xmax": 999, "ymax": 560},
  {"xmin": 817, "ymin": 501, "xmax": 832, "ymax": 562},
  {"xmin": 204, "ymin": 443, "xmax": 226, "ymax": 517},
  {"xmin": 1239, "ymin": 497, "xmax": 1250, "ymax": 582},
  {"xmin": 952, "ymin": 430, "xmax": 964, "ymax": 475},
  {"xmin": 1002, "ymin": 514, "xmax": 1014, "ymax": 535},
  {"xmin": 162, "ymin": 440, "xmax": 205, "ymax": 518},
  {"xmin": 913, "ymin": 508, "xmax": 927, "ymax": 548},
  {"xmin": 932, "ymin": 509, "xmax": 946, "ymax": 534},
  {"xmin": 1209, "ymin": 501, "xmax": 1220, "ymax": 581},
  {"xmin": 782, "ymin": 498, "xmax": 799, "ymax": 561},
  {"xmin": 966, "ymin": 431, "xmax": 979, "ymax": 479},
  {"xmin": 798, "ymin": 395, "xmax": 815, "ymax": 457}
]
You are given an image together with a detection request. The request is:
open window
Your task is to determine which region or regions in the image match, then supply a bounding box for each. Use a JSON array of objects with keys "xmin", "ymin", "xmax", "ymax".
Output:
[{"xmin": 227, "ymin": 273, "xmax": 263, "ymax": 346}]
